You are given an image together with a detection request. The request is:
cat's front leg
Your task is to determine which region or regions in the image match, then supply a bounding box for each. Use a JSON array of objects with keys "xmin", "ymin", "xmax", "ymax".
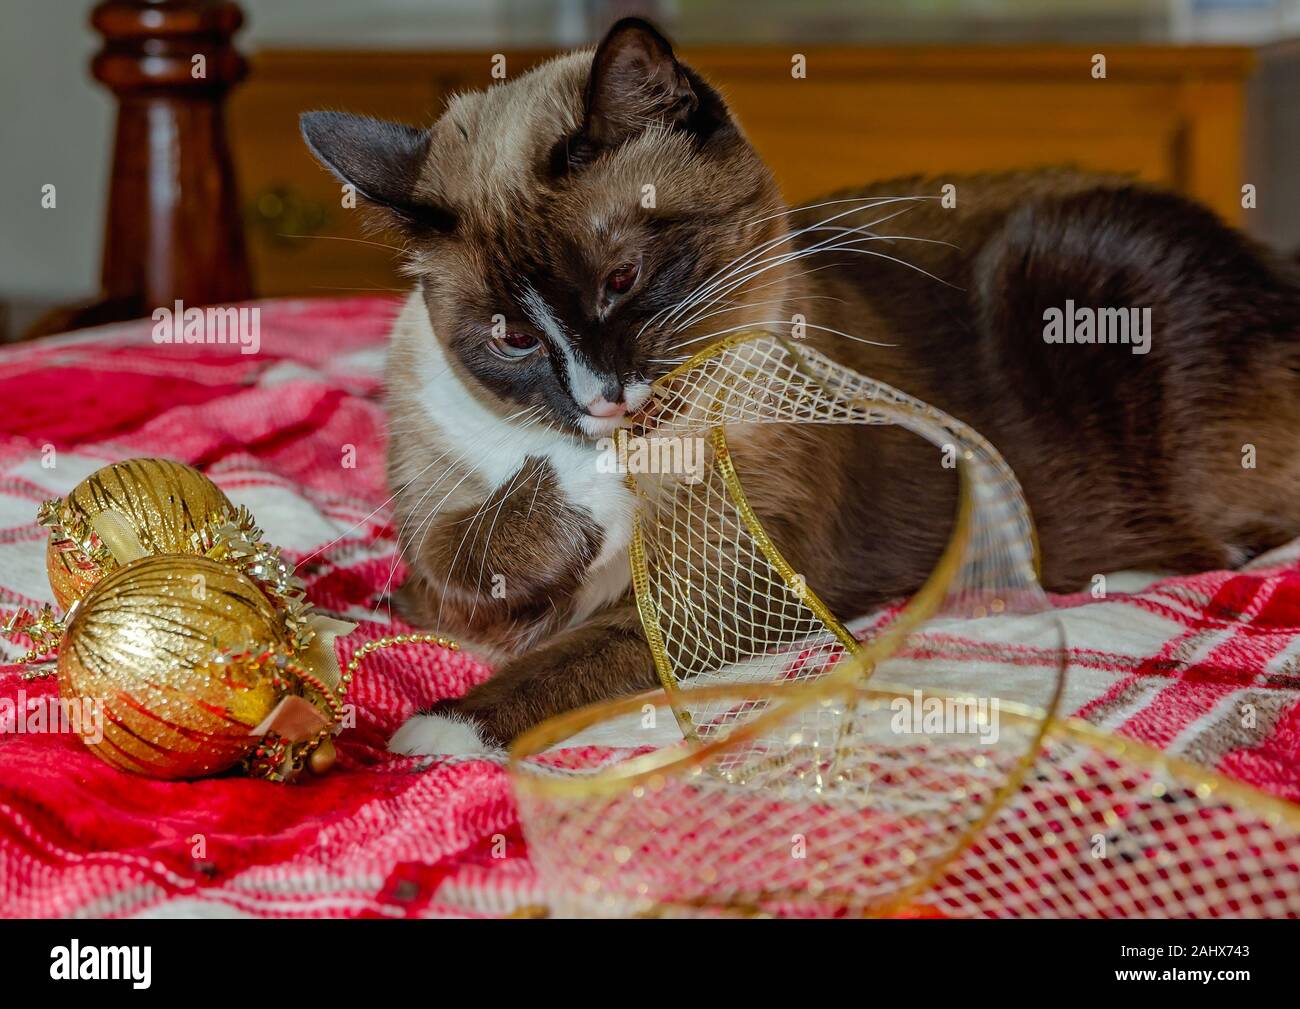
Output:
[
  {"xmin": 394, "ymin": 453, "xmax": 612, "ymax": 654},
  {"xmin": 389, "ymin": 604, "xmax": 658, "ymax": 755}
]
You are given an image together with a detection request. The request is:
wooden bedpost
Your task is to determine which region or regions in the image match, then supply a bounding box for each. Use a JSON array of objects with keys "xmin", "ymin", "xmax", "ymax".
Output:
[{"xmin": 29, "ymin": 0, "xmax": 252, "ymax": 337}]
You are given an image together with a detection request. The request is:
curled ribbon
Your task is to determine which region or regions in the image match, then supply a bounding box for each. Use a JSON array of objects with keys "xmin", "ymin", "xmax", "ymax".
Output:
[{"xmin": 508, "ymin": 332, "xmax": 1300, "ymax": 918}]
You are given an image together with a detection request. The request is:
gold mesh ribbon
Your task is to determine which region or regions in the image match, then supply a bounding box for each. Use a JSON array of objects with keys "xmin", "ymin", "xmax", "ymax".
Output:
[{"xmin": 508, "ymin": 332, "xmax": 1300, "ymax": 917}]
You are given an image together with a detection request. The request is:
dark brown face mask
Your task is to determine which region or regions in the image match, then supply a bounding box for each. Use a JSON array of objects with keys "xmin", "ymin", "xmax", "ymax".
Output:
[{"xmin": 301, "ymin": 17, "xmax": 780, "ymax": 437}]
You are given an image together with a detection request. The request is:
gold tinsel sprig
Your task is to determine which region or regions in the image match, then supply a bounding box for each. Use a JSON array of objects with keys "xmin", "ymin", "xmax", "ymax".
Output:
[
  {"xmin": 36, "ymin": 498, "xmax": 111, "ymax": 573},
  {"xmin": 191, "ymin": 505, "xmax": 316, "ymax": 653},
  {"xmin": 1, "ymin": 602, "xmax": 66, "ymax": 671}
]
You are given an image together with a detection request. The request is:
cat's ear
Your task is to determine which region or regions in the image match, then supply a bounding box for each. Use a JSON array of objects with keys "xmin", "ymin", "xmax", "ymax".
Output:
[
  {"xmin": 300, "ymin": 110, "xmax": 454, "ymax": 231},
  {"xmin": 578, "ymin": 17, "xmax": 699, "ymax": 154}
]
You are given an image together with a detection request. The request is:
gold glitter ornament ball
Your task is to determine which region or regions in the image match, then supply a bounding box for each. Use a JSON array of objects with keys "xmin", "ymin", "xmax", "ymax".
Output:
[
  {"xmin": 58, "ymin": 555, "xmax": 287, "ymax": 779},
  {"xmin": 44, "ymin": 458, "xmax": 233, "ymax": 609}
]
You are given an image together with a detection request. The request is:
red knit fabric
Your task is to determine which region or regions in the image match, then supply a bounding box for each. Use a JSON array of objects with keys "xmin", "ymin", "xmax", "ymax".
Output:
[{"xmin": 1, "ymin": 297, "xmax": 1298, "ymax": 917}]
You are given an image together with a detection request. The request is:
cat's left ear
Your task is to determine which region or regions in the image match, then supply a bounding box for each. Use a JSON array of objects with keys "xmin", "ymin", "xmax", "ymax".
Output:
[
  {"xmin": 300, "ymin": 110, "xmax": 455, "ymax": 232},
  {"xmin": 577, "ymin": 18, "xmax": 699, "ymax": 155}
]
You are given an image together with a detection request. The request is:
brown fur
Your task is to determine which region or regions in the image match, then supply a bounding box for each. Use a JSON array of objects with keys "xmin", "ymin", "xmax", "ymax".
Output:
[{"xmin": 391, "ymin": 455, "xmax": 602, "ymax": 659}]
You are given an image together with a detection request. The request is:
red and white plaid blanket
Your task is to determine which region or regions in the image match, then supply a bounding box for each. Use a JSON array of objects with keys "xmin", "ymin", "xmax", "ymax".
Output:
[{"xmin": 2, "ymin": 296, "xmax": 1298, "ymax": 917}]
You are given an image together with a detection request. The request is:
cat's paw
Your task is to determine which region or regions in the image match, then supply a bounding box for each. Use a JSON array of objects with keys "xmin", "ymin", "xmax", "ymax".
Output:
[{"xmin": 388, "ymin": 710, "xmax": 501, "ymax": 757}]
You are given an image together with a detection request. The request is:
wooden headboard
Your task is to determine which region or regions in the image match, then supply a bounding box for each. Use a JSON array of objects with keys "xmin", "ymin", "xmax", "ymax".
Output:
[
  {"xmin": 31, "ymin": 0, "xmax": 252, "ymax": 338},
  {"xmin": 232, "ymin": 44, "xmax": 1253, "ymax": 300},
  {"xmin": 38, "ymin": 0, "xmax": 1254, "ymax": 335}
]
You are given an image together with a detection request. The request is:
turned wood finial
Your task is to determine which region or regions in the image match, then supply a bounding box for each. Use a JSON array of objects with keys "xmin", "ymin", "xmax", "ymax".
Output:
[{"xmin": 90, "ymin": 0, "xmax": 252, "ymax": 318}]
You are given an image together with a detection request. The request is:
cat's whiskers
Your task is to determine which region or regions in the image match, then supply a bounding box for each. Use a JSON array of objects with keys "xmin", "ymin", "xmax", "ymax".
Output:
[
  {"xmin": 300, "ymin": 425, "xmax": 476, "ymax": 568},
  {"xmin": 300, "ymin": 350, "xmax": 514, "ymax": 567},
  {"xmin": 465, "ymin": 447, "xmax": 545, "ymax": 625},
  {"xmin": 665, "ymin": 229, "xmax": 957, "ymax": 349},
  {"xmin": 665, "ymin": 198, "xmax": 919, "ymax": 314},
  {"xmin": 742, "ymin": 194, "xmax": 934, "ymax": 229},
  {"xmin": 518, "ymin": 451, "xmax": 550, "ymax": 533},
  {"xmin": 653, "ymin": 260, "xmax": 854, "ymax": 349},
  {"xmin": 716, "ymin": 197, "xmax": 920, "ymax": 289},
  {"xmin": 675, "ymin": 231, "xmax": 954, "ymax": 335},
  {"xmin": 671, "ymin": 202, "xmax": 923, "ymax": 319},
  {"xmin": 374, "ymin": 404, "xmax": 541, "ymax": 618},
  {"xmin": 393, "ymin": 423, "xmax": 535, "ymax": 627},
  {"xmin": 309, "ymin": 285, "xmax": 409, "ymax": 294},
  {"xmin": 408, "ymin": 405, "xmax": 545, "ymax": 559},
  {"xmin": 717, "ymin": 260, "xmax": 852, "ymax": 302},
  {"xmin": 280, "ymin": 232, "xmax": 409, "ymax": 254},
  {"xmin": 666, "ymin": 243, "xmax": 872, "ymax": 340},
  {"xmin": 441, "ymin": 453, "xmax": 585, "ymax": 644},
  {"xmin": 666, "ymin": 230, "xmax": 957, "ymax": 349},
  {"xmin": 644, "ymin": 283, "xmax": 850, "ymax": 372},
  {"xmin": 633, "ymin": 196, "xmax": 915, "ymax": 346},
  {"xmin": 669, "ymin": 317, "xmax": 897, "ymax": 354},
  {"xmin": 656, "ymin": 200, "xmax": 924, "ymax": 337},
  {"xmin": 426, "ymin": 406, "xmax": 548, "ymax": 631},
  {"xmin": 670, "ymin": 293, "xmax": 843, "ymax": 333}
]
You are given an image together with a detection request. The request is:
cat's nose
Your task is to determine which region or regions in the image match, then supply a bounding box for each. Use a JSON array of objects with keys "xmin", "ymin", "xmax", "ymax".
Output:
[{"xmin": 585, "ymin": 395, "xmax": 627, "ymax": 418}]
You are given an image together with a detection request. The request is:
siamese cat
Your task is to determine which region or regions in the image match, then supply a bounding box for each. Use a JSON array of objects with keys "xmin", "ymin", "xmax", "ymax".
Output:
[{"xmin": 300, "ymin": 18, "xmax": 1300, "ymax": 755}]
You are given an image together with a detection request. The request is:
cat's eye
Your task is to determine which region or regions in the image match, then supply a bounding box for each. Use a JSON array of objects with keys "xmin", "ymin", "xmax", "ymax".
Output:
[
  {"xmin": 606, "ymin": 261, "xmax": 639, "ymax": 295},
  {"xmin": 491, "ymin": 330, "xmax": 541, "ymax": 360}
]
